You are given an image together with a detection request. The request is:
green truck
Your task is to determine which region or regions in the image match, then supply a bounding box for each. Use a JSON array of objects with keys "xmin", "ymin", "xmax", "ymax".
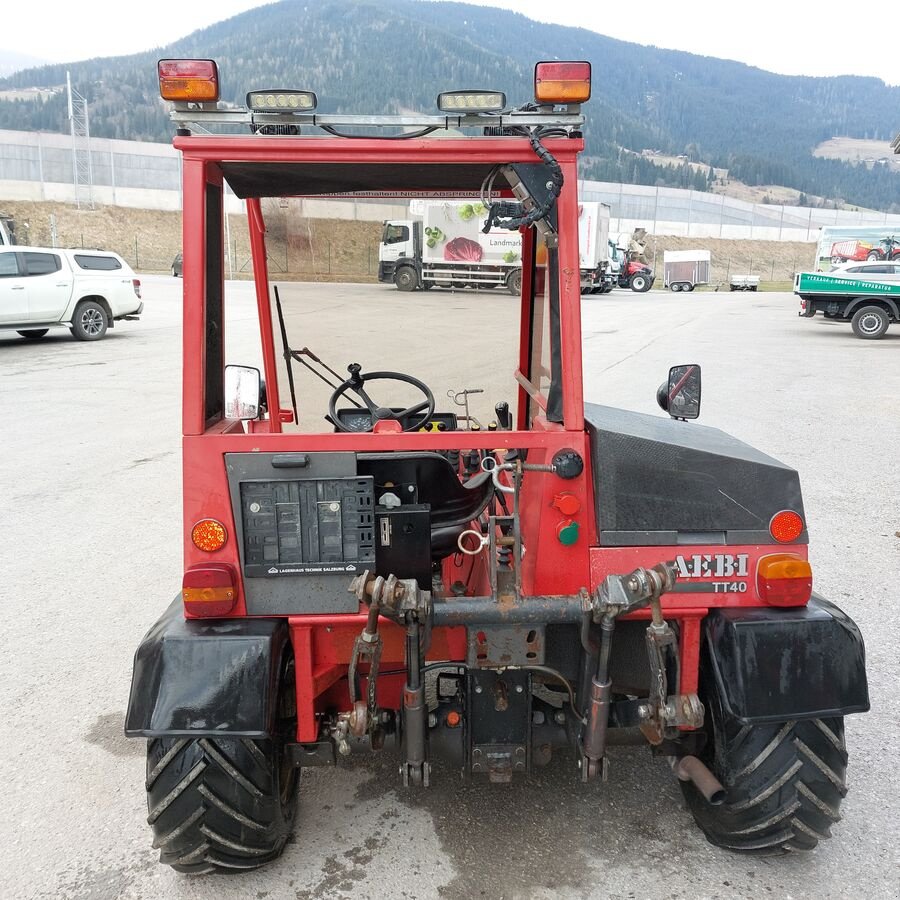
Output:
[{"xmin": 795, "ymin": 269, "xmax": 900, "ymax": 339}]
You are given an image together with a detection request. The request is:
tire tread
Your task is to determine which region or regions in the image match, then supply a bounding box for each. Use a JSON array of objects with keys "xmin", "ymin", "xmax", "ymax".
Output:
[
  {"xmin": 683, "ymin": 716, "xmax": 848, "ymax": 854},
  {"xmin": 145, "ymin": 735, "xmax": 296, "ymax": 874}
]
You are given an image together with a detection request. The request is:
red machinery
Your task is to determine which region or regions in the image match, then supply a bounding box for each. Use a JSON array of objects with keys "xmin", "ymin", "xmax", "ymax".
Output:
[{"xmin": 126, "ymin": 59, "xmax": 868, "ymax": 873}]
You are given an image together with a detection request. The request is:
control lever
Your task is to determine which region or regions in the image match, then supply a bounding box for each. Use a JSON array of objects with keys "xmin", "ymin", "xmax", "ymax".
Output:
[{"xmin": 494, "ymin": 401, "xmax": 511, "ymax": 430}]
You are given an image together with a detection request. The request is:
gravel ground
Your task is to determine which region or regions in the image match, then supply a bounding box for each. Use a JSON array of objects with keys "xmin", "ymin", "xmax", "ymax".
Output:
[{"xmin": 0, "ymin": 278, "xmax": 897, "ymax": 899}]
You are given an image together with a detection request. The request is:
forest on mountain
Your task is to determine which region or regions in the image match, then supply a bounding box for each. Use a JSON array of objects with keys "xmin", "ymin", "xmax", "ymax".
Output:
[{"xmin": 2, "ymin": 0, "xmax": 899, "ymax": 210}]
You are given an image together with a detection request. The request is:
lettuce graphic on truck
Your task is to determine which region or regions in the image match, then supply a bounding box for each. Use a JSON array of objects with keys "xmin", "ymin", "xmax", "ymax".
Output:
[{"xmin": 421, "ymin": 202, "xmax": 521, "ymax": 265}]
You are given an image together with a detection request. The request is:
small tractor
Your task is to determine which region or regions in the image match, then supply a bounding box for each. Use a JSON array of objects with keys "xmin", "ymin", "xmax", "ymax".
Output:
[{"xmin": 126, "ymin": 58, "xmax": 869, "ymax": 873}]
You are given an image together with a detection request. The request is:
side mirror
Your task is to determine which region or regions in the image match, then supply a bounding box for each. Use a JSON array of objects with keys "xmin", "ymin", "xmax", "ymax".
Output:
[
  {"xmin": 225, "ymin": 365, "xmax": 263, "ymax": 420},
  {"xmin": 657, "ymin": 364, "xmax": 701, "ymax": 420}
]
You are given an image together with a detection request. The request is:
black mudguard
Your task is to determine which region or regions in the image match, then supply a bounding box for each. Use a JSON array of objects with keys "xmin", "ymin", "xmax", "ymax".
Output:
[
  {"xmin": 124, "ymin": 598, "xmax": 290, "ymax": 738},
  {"xmin": 704, "ymin": 595, "xmax": 869, "ymax": 725}
]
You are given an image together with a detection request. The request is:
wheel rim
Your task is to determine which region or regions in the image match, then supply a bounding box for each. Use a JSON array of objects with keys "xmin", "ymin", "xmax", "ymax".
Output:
[
  {"xmin": 633, "ymin": 276, "xmax": 646, "ymax": 290},
  {"xmin": 858, "ymin": 313, "xmax": 882, "ymax": 334},
  {"xmin": 81, "ymin": 308, "xmax": 104, "ymax": 335}
]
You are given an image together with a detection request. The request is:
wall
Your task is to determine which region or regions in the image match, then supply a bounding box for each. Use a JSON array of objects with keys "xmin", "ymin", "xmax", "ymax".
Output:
[{"xmin": 3, "ymin": 129, "xmax": 900, "ymax": 239}]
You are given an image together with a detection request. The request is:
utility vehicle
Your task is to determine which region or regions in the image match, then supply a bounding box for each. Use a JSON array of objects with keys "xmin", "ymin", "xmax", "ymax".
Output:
[{"xmin": 126, "ymin": 58, "xmax": 869, "ymax": 873}]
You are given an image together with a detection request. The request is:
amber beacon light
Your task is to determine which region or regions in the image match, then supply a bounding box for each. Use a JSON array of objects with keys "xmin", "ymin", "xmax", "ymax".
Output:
[
  {"xmin": 158, "ymin": 59, "xmax": 220, "ymax": 102},
  {"xmin": 534, "ymin": 61, "xmax": 592, "ymax": 104}
]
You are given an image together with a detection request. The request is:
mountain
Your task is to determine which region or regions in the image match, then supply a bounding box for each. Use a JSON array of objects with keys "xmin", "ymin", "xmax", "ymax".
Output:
[
  {"xmin": 0, "ymin": 49, "xmax": 53, "ymax": 78},
  {"xmin": 1, "ymin": 0, "xmax": 899, "ymax": 210}
]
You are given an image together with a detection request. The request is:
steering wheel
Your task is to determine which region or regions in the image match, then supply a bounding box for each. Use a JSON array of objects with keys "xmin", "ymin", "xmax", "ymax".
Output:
[{"xmin": 329, "ymin": 363, "xmax": 435, "ymax": 432}]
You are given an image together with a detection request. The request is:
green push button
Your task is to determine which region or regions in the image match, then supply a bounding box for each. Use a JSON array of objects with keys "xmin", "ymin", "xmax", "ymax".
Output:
[{"xmin": 557, "ymin": 520, "xmax": 579, "ymax": 546}]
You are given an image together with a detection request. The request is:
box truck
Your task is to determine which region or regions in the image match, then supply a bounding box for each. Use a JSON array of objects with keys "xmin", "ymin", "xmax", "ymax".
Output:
[{"xmin": 379, "ymin": 200, "xmax": 612, "ymax": 294}]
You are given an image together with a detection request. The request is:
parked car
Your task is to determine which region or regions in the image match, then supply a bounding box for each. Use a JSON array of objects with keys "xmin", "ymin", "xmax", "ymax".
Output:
[
  {"xmin": 0, "ymin": 246, "xmax": 142, "ymax": 341},
  {"xmin": 172, "ymin": 252, "xmax": 183, "ymax": 277},
  {"xmin": 829, "ymin": 260, "xmax": 900, "ymax": 280}
]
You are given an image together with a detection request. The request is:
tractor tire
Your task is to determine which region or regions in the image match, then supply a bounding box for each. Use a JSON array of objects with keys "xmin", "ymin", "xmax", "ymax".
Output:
[
  {"xmin": 70, "ymin": 300, "xmax": 108, "ymax": 341},
  {"xmin": 866, "ymin": 251, "xmax": 881, "ymax": 261},
  {"xmin": 850, "ymin": 305, "xmax": 890, "ymax": 339},
  {"xmin": 17, "ymin": 329, "xmax": 49, "ymax": 340},
  {"xmin": 145, "ymin": 735, "xmax": 298, "ymax": 873},
  {"xmin": 629, "ymin": 273, "xmax": 651, "ymax": 292},
  {"xmin": 394, "ymin": 266, "xmax": 418, "ymax": 292},
  {"xmin": 682, "ymin": 671, "xmax": 848, "ymax": 854},
  {"xmin": 506, "ymin": 269, "xmax": 523, "ymax": 296}
]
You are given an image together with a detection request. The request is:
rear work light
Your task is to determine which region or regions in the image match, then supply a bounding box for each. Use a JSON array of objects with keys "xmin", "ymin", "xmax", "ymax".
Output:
[
  {"xmin": 158, "ymin": 59, "xmax": 219, "ymax": 102},
  {"xmin": 191, "ymin": 518, "xmax": 227, "ymax": 552},
  {"xmin": 437, "ymin": 91, "xmax": 506, "ymax": 113},
  {"xmin": 182, "ymin": 563, "xmax": 236, "ymax": 617},
  {"xmin": 247, "ymin": 90, "xmax": 317, "ymax": 111},
  {"xmin": 757, "ymin": 554, "xmax": 813, "ymax": 607},
  {"xmin": 534, "ymin": 61, "xmax": 591, "ymax": 104},
  {"xmin": 769, "ymin": 509, "xmax": 804, "ymax": 543}
]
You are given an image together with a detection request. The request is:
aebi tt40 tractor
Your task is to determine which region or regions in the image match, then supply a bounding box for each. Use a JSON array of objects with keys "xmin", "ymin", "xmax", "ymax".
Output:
[{"xmin": 125, "ymin": 58, "xmax": 869, "ymax": 872}]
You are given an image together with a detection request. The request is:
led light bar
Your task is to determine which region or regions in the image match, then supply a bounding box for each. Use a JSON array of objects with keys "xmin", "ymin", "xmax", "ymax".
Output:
[
  {"xmin": 534, "ymin": 61, "xmax": 591, "ymax": 104},
  {"xmin": 247, "ymin": 90, "xmax": 317, "ymax": 112},
  {"xmin": 437, "ymin": 91, "xmax": 506, "ymax": 113},
  {"xmin": 158, "ymin": 59, "xmax": 219, "ymax": 102}
]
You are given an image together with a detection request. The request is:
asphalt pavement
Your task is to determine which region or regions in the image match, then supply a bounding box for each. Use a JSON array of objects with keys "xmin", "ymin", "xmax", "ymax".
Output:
[{"xmin": 1, "ymin": 278, "xmax": 897, "ymax": 899}]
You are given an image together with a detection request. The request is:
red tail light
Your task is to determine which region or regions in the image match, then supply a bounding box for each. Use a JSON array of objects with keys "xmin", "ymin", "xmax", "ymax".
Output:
[
  {"xmin": 182, "ymin": 563, "xmax": 236, "ymax": 617},
  {"xmin": 132, "ymin": 279, "xmax": 141, "ymax": 298},
  {"xmin": 757, "ymin": 554, "xmax": 812, "ymax": 607}
]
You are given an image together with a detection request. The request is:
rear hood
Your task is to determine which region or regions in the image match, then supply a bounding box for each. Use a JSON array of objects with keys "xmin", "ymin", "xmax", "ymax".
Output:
[{"xmin": 585, "ymin": 404, "xmax": 806, "ymax": 546}]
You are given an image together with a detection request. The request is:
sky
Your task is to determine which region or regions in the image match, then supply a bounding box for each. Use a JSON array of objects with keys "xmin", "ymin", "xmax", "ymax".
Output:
[{"xmin": 1, "ymin": 0, "xmax": 898, "ymax": 85}]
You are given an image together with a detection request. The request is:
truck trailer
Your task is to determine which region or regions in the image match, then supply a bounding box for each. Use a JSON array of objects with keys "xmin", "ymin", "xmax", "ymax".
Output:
[
  {"xmin": 664, "ymin": 249, "xmax": 711, "ymax": 292},
  {"xmin": 379, "ymin": 200, "xmax": 611, "ymax": 294}
]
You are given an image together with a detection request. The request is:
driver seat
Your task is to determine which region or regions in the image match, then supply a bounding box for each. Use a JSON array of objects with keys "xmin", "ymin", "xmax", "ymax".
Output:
[{"xmin": 357, "ymin": 452, "xmax": 494, "ymax": 558}]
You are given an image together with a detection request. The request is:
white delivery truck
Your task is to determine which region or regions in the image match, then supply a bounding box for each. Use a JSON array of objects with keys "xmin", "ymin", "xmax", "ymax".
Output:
[
  {"xmin": 378, "ymin": 200, "xmax": 611, "ymax": 294},
  {"xmin": 664, "ymin": 249, "xmax": 711, "ymax": 292}
]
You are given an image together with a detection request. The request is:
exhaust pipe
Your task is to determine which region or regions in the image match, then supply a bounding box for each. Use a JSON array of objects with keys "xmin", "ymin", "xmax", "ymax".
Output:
[{"xmin": 671, "ymin": 755, "xmax": 725, "ymax": 806}]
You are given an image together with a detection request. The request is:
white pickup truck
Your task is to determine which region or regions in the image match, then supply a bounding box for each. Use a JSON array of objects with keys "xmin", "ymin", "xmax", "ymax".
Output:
[{"xmin": 0, "ymin": 246, "xmax": 142, "ymax": 341}]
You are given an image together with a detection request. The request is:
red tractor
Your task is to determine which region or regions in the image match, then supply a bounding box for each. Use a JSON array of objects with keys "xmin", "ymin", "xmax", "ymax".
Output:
[{"xmin": 126, "ymin": 58, "xmax": 868, "ymax": 873}]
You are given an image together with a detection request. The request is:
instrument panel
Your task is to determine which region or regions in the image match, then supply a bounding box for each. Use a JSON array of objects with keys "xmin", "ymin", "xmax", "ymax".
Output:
[{"xmin": 334, "ymin": 408, "xmax": 458, "ymax": 433}]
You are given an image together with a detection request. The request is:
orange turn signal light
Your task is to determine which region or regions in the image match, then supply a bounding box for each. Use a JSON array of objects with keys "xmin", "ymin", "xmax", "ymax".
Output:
[
  {"xmin": 756, "ymin": 554, "xmax": 812, "ymax": 607},
  {"xmin": 158, "ymin": 59, "xmax": 219, "ymax": 102},
  {"xmin": 182, "ymin": 563, "xmax": 236, "ymax": 617},
  {"xmin": 191, "ymin": 518, "xmax": 227, "ymax": 552},
  {"xmin": 534, "ymin": 61, "xmax": 591, "ymax": 104},
  {"xmin": 769, "ymin": 509, "xmax": 804, "ymax": 543}
]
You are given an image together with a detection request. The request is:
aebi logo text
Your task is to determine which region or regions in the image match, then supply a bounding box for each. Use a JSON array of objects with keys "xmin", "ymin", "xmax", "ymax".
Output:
[{"xmin": 675, "ymin": 553, "xmax": 749, "ymax": 579}]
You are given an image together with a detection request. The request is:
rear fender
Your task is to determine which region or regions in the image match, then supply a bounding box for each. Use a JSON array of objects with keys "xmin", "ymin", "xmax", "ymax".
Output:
[
  {"xmin": 703, "ymin": 595, "xmax": 869, "ymax": 725},
  {"xmin": 124, "ymin": 599, "xmax": 289, "ymax": 738},
  {"xmin": 844, "ymin": 296, "xmax": 899, "ymax": 318}
]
